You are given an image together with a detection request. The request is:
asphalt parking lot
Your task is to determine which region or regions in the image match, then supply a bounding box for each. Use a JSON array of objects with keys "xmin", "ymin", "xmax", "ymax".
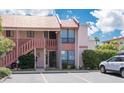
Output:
[{"xmin": 2, "ymin": 71, "xmax": 124, "ymax": 83}]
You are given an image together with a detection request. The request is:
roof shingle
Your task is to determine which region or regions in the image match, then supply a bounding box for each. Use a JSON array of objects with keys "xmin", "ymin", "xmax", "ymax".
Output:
[
  {"xmin": 1, "ymin": 15, "xmax": 60, "ymax": 29},
  {"xmin": 61, "ymin": 19, "xmax": 78, "ymax": 28}
]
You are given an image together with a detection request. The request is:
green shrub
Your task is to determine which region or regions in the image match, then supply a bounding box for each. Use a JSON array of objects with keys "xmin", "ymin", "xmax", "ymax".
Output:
[
  {"xmin": 82, "ymin": 49, "xmax": 117, "ymax": 70},
  {"xmin": 19, "ymin": 53, "xmax": 34, "ymax": 69},
  {"xmin": 97, "ymin": 43, "xmax": 118, "ymax": 51},
  {"xmin": 119, "ymin": 46, "xmax": 124, "ymax": 50},
  {"xmin": 0, "ymin": 36, "xmax": 15, "ymax": 56},
  {"xmin": 62, "ymin": 62, "xmax": 75, "ymax": 69},
  {"xmin": 0, "ymin": 67, "xmax": 12, "ymax": 78},
  {"xmin": 62, "ymin": 62, "xmax": 68, "ymax": 69}
]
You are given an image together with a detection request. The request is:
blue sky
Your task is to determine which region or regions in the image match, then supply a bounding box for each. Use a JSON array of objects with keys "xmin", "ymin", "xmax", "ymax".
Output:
[
  {"xmin": 0, "ymin": 9, "xmax": 124, "ymax": 42},
  {"xmin": 55, "ymin": 9, "xmax": 97, "ymax": 23},
  {"xmin": 55, "ymin": 9, "xmax": 124, "ymax": 42}
]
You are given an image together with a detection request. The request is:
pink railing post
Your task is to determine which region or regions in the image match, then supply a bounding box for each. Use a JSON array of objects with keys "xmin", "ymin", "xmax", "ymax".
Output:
[{"xmin": 44, "ymin": 39, "xmax": 57, "ymax": 49}]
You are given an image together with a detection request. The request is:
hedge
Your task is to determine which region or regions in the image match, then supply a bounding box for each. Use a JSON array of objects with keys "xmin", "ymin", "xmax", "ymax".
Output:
[
  {"xmin": 0, "ymin": 67, "xmax": 12, "ymax": 79},
  {"xmin": 62, "ymin": 62, "xmax": 75, "ymax": 69},
  {"xmin": 82, "ymin": 49, "xmax": 117, "ymax": 70},
  {"xmin": 18, "ymin": 53, "xmax": 35, "ymax": 69}
]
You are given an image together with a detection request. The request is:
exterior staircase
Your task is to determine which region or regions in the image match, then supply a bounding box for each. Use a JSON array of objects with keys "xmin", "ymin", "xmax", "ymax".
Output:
[{"xmin": 0, "ymin": 39, "xmax": 57, "ymax": 67}]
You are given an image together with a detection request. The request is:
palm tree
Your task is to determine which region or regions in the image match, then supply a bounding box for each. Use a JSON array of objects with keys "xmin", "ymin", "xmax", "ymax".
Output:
[{"xmin": 94, "ymin": 36, "xmax": 100, "ymax": 45}]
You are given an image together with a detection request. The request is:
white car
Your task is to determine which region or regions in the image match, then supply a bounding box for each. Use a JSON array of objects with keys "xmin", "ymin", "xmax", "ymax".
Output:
[{"xmin": 99, "ymin": 55, "xmax": 124, "ymax": 78}]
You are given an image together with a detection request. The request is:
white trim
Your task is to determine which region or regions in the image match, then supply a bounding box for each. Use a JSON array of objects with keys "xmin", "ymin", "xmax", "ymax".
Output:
[
  {"xmin": 56, "ymin": 14, "xmax": 62, "ymax": 25},
  {"xmin": 40, "ymin": 73, "xmax": 48, "ymax": 83},
  {"xmin": 68, "ymin": 73, "xmax": 92, "ymax": 83},
  {"xmin": 73, "ymin": 17, "xmax": 79, "ymax": 24}
]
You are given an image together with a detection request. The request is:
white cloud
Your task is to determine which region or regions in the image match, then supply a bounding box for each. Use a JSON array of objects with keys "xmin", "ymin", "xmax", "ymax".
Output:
[
  {"xmin": 67, "ymin": 10, "xmax": 72, "ymax": 14},
  {"xmin": 120, "ymin": 30, "xmax": 124, "ymax": 36},
  {"xmin": 101, "ymin": 34, "xmax": 105, "ymax": 37},
  {"xmin": 87, "ymin": 21, "xmax": 99, "ymax": 36},
  {"xmin": 0, "ymin": 9, "xmax": 55, "ymax": 16},
  {"xmin": 90, "ymin": 9, "xmax": 124, "ymax": 35},
  {"xmin": 66, "ymin": 14, "xmax": 70, "ymax": 19},
  {"xmin": 113, "ymin": 36, "xmax": 117, "ymax": 39}
]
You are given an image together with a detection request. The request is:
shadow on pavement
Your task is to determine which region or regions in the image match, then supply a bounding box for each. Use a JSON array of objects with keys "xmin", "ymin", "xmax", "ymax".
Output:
[{"xmin": 106, "ymin": 72, "xmax": 122, "ymax": 78}]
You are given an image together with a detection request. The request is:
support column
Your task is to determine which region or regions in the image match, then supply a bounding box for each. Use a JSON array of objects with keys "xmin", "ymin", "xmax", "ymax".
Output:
[
  {"xmin": 16, "ymin": 30, "xmax": 19, "ymax": 70},
  {"xmin": 44, "ymin": 48, "xmax": 46, "ymax": 69},
  {"xmin": 34, "ymin": 48, "xmax": 37, "ymax": 70},
  {"xmin": 47, "ymin": 50, "xmax": 49, "ymax": 68},
  {"xmin": 57, "ymin": 32, "xmax": 62, "ymax": 69},
  {"xmin": 58, "ymin": 48, "xmax": 62, "ymax": 69},
  {"xmin": 75, "ymin": 29, "xmax": 79, "ymax": 69}
]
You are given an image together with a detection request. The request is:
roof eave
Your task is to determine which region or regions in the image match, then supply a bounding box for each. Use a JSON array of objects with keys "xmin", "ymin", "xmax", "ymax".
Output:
[{"xmin": 72, "ymin": 17, "xmax": 79, "ymax": 27}]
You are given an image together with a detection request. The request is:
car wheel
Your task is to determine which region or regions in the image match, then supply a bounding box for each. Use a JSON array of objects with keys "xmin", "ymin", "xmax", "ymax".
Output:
[
  {"xmin": 100, "ymin": 66, "xmax": 106, "ymax": 73},
  {"xmin": 121, "ymin": 69, "xmax": 124, "ymax": 78}
]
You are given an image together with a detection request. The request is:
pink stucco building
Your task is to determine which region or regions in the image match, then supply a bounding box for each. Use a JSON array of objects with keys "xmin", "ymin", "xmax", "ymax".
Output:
[{"xmin": 0, "ymin": 15, "xmax": 95, "ymax": 69}]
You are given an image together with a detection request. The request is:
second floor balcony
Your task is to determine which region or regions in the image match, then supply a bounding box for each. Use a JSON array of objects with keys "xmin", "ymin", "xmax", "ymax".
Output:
[
  {"xmin": 4, "ymin": 30, "xmax": 59, "ymax": 50},
  {"xmin": 12, "ymin": 38, "xmax": 58, "ymax": 51}
]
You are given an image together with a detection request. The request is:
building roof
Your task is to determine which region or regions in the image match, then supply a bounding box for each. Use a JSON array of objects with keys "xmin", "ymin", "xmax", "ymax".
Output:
[
  {"xmin": 1, "ymin": 15, "xmax": 60, "ymax": 29},
  {"xmin": 61, "ymin": 19, "xmax": 79, "ymax": 28},
  {"xmin": 104, "ymin": 37, "xmax": 124, "ymax": 43}
]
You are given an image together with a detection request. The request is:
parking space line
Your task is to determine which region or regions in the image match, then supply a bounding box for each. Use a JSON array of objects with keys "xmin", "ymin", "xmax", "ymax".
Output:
[
  {"xmin": 41, "ymin": 73, "xmax": 48, "ymax": 83},
  {"xmin": 68, "ymin": 73, "xmax": 92, "ymax": 83}
]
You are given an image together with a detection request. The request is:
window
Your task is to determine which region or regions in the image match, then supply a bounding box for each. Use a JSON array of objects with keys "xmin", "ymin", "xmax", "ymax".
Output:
[
  {"xmin": 61, "ymin": 30, "xmax": 68, "ymax": 43},
  {"xmin": 27, "ymin": 31, "xmax": 35, "ymax": 37},
  {"xmin": 61, "ymin": 51, "xmax": 75, "ymax": 68},
  {"xmin": 61, "ymin": 51, "xmax": 68, "ymax": 60},
  {"xmin": 107, "ymin": 57, "xmax": 124, "ymax": 62},
  {"xmin": 49, "ymin": 31, "xmax": 56, "ymax": 39},
  {"xmin": 6, "ymin": 30, "xmax": 14, "ymax": 37},
  {"xmin": 68, "ymin": 29, "xmax": 75, "ymax": 43},
  {"xmin": 107, "ymin": 57, "xmax": 116, "ymax": 62},
  {"xmin": 68, "ymin": 51, "xmax": 75, "ymax": 60},
  {"xmin": 44, "ymin": 32, "xmax": 48, "ymax": 38},
  {"xmin": 61, "ymin": 29, "xmax": 75, "ymax": 43},
  {"xmin": 44, "ymin": 31, "xmax": 56, "ymax": 39},
  {"xmin": 120, "ymin": 57, "xmax": 124, "ymax": 62}
]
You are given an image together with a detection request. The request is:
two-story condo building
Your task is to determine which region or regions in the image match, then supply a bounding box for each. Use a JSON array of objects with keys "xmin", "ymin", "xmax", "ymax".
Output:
[
  {"xmin": 0, "ymin": 15, "xmax": 95, "ymax": 69},
  {"xmin": 104, "ymin": 37, "xmax": 124, "ymax": 49}
]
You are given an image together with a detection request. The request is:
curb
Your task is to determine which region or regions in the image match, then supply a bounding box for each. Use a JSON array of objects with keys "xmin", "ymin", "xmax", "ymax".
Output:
[
  {"xmin": 12, "ymin": 70, "xmax": 99, "ymax": 74},
  {"xmin": 42, "ymin": 70, "xmax": 99, "ymax": 73},
  {"xmin": 0, "ymin": 75, "xmax": 10, "ymax": 83}
]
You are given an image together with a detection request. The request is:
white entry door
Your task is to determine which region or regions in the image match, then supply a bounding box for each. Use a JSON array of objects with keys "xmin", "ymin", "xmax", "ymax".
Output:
[{"xmin": 36, "ymin": 50, "xmax": 44, "ymax": 68}]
